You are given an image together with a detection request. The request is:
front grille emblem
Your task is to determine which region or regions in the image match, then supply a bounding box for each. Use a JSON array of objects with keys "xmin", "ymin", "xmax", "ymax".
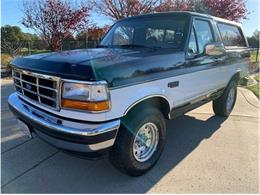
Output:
[{"xmin": 25, "ymin": 84, "xmax": 32, "ymax": 90}]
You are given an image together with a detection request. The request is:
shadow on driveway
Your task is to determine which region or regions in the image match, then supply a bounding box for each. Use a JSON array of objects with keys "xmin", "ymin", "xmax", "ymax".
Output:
[
  {"xmin": 2, "ymin": 114, "xmax": 227, "ymax": 193},
  {"xmin": 1, "ymin": 81, "xmax": 228, "ymax": 193}
]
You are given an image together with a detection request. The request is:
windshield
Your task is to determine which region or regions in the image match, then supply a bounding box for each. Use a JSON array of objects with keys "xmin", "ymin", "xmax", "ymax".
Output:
[{"xmin": 100, "ymin": 16, "xmax": 189, "ymax": 50}]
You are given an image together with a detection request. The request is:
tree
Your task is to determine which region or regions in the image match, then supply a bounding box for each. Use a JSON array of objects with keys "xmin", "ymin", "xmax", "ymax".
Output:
[
  {"xmin": 247, "ymin": 30, "xmax": 260, "ymax": 48},
  {"xmin": 76, "ymin": 25, "xmax": 110, "ymax": 41},
  {"xmin": 202, "ymin": 0, "xmax": 247, "ymax": 22},
  {"xmin": 157, "ymin": 0, "xmax": 247, "ymax": 22},
  {"xmin": 1, "ymin": 25, "xmax": 26, "ymax": 42},
  {"xmin": 92, "ymin": 0, "xmax": 158, "ymax": 20},
  {"xmin": 23, "ymin": 33, "xmax": 40, "ymax": 42},
  {"xmin": 75, "ymin": 25, "xmax": 110, "ymax": 48},
  {"xmin": 154, "ymin": 0, "xmax": 192, "ymax": 12},
  {"xmin": 1, "ymin": 25, "xmax": 37, "ymax": 57},
  {"xmin": 95, "ymin": 0, "xmax": 247, "ymax": 22},
  {"xmin": 22, "ymin": 0, "xmax": 91, "ymax": 51}
]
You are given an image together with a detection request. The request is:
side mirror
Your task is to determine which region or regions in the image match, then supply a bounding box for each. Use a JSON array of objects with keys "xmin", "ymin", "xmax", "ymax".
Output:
[{"xmin": 204, "ymin": 42, "xmax": 226, "ymax": 57}]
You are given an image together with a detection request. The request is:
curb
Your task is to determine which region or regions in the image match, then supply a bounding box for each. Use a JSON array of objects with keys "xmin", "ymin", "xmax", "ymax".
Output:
[{"xmin": 238, "ymin": 87, "xmax": 259, "ymax": 109}]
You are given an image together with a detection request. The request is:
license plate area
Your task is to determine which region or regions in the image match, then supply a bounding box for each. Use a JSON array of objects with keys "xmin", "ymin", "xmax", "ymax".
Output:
[{"xmin": 17, "ymin": 119, "xmax": 32, "ymax": 138}]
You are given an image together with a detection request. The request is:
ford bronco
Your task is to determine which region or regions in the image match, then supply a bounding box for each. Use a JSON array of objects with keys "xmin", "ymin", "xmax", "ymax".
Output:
[{"xmin": 8, "ymin": 12, "xmax": 249, "ymax": 176}]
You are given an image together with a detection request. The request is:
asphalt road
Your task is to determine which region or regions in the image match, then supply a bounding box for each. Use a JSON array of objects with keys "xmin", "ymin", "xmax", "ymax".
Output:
[{"xmin": 1, "ymin": 79, "xmax": 259, "ymax": 193}]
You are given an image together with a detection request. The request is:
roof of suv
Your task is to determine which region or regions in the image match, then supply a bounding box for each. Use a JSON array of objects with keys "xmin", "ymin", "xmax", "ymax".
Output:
[{"xmin": 119, "ymin": 11, "xmax": 241, "ymax": 27}]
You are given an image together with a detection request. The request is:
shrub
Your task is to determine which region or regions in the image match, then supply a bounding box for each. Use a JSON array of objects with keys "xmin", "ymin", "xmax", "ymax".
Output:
[
  {"xmin": 247, "ymin": 84, "xmax": 259, "ymax": 98},
  {"xmin": 1, "ymin": 53, "xmax": 13, "ymax": 67},
  {"xmin": 1, "ymin": 53, "xmax": 13, "ymax": 76},
  {"xmin": 239, "ymin": 77, "xmax": 249, "ymax": 86},
  {"xmin": 254, "ymin": 74, "xmax": 260, "ymax": 82}
]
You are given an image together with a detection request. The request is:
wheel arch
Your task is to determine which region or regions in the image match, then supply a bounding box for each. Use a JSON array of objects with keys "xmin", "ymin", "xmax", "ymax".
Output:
[
  {"xmin": 230, "ymin": 71, "xmax": 241, "ymax": 84},
  {"xmin": 123, "ymin": 95, "xmax": 171, "ymax": 120}
]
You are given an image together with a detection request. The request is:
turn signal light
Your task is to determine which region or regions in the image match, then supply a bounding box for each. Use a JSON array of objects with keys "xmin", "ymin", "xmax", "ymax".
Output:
[{"xmin": 61, "ymin": 99, "xmax": 110, "ymax": 112}]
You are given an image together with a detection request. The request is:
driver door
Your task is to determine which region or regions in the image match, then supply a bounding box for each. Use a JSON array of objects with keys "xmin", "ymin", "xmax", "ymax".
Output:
[{"xmin": 181, "ymin": 18, "xmax": 226, "ymax": 102}]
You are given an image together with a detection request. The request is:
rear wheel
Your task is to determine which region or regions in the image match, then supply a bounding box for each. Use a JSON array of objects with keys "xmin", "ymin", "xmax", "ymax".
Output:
[
  {"xmin": 213, "ymin": 80, "xmax": 237, "ymax": 117},
  {"xmin": 109, "ymin": 107, "xmax": 166, "ymax": 176}
]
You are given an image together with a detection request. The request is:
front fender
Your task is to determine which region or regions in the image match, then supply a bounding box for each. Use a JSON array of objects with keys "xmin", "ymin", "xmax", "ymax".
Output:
[{"xmin": 109, "ymin": 84, "xmax": 171, "ymax": 118}]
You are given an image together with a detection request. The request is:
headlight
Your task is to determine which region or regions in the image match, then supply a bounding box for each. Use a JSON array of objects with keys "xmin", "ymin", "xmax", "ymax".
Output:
[{"xmin": 61, "ymin": 82, "xmax": 110, "ymax": 112}]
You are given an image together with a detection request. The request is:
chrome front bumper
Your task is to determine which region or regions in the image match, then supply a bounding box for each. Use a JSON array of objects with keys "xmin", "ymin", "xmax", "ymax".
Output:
[{"xmin": 8, "ymin": 93, "xmax": 120, "ymax": 154}]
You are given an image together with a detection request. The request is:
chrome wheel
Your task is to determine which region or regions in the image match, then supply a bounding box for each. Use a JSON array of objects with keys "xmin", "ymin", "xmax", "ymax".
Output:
[
  {"xmin": 226, "ymin": 87, "xmax": 235, "ymax": 113},
  {"xmin": 133, "ymin": 122, "xmax": 159, "ymax": 162}
]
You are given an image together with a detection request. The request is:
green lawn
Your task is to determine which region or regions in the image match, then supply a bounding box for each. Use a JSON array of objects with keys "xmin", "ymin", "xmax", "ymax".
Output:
[
  {"xmin": 250, "ymin": 50, "xmax": 260, "ymax": 63},
  {"xmin": 19, "ymin": 48, "xmax": 50, "ymax": 55},
  {"xmin": 247, "ymin": 84, "xmax": 259, "ymax": 98},
  {"xmin": 246, "ymin": 73, "xmax": 260, "ymax": 98},
  {"xmin": 254, "ymin": 74, "xmax": 260, "ymax": 82}
]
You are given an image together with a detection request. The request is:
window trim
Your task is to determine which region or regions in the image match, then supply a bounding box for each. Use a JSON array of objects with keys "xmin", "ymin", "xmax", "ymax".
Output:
[
  {"xmin": 193, "ymin": 26, "xmax": 199, "ymax": 52},
  {"xmin": 187, "ymin": 26, "xmax": 199, "ymax": 56},
  {"xmin": 102, "ymin": 16, "xmax": 191, "ymax": 50},
  {"xmin": 216, "ymin": 21, "xmax": 248, "ymax": 49},
  {"xmin": 193, "ymin": 18, "xmax": 216, "ymax": 54}
]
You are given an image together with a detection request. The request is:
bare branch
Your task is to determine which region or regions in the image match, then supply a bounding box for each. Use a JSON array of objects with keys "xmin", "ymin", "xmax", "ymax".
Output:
[{"xmin": 21, "ymin": 0, "xmax": 91, "ymax": 51}]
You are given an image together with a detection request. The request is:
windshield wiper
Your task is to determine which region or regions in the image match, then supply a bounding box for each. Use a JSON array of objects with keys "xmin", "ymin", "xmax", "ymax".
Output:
[
  {"xmin": 98, "ymin": 44, "xmax": 162, "ymax": 49},
  {"xmin": 97, "ymin": 45, "xmax": 112, "ymax": 48},
  {"xmin": 97, "ymin": 44, "xmax": 144, "ymax": 48},
  {"xmin": 117, "ymin": 44, "xmax": 147, "ymax": 48}
]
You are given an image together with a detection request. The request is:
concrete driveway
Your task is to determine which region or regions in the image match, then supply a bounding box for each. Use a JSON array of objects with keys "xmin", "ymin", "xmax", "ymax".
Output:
[{"xmin": 1, "ymin": 79, "xmax": 259, "ymax": 193}]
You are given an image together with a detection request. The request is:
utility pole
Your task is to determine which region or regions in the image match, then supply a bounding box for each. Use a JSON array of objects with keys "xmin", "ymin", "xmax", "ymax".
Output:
[
  {"xmin": 85, "ymin": 28, "xmax": 88, "ymax": 48},
  {"xmin": 28, "ymin": 41, "xmax": 31, "ymax": 55}
]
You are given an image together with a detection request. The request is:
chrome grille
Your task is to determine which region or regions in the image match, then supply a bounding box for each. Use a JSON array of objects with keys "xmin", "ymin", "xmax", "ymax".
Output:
[{"xmin": 12, "ymin": 69, "xmax": 60, "ymax": 110}]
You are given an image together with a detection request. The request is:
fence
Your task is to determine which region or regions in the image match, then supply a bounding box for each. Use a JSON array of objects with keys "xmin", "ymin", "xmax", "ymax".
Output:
[
  {"xmin": 1, "ymin": 40, "xmax": 100, "ymax": 56},
  {"xmin": 250, "ymin": 48, "xmax": 259, "ymax": 63},
  {"xmin": 248, "ymin": 48, "xmax": 259, "ymax": 74},
  {"xmin": 1, "ymin": 40, "xmax": 100, "ymax": 77}
]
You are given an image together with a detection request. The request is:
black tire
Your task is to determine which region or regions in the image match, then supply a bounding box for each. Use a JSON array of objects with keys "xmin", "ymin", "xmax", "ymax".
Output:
[
  {"xmin": 213, "ymin": 80, "xmax": 237, "ymax": 117},
  {"xmin": 109, "ymin": 106, "xmax": 166, "ymax": 176}
]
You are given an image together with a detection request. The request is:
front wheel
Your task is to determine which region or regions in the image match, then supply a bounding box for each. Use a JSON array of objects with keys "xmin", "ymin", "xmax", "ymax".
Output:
[
  {"xmin": 213, "ymin": 80, "xmax": 237, "ymax": 117},
  {"xmin": 109, "ymin": 107, "xmax": 166, "ymax": 176}
]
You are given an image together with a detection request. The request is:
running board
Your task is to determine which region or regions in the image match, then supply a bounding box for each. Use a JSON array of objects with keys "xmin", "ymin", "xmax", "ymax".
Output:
[{"xmin": 170, "ymin": 88, "xmax": 224, "ymax": 119}]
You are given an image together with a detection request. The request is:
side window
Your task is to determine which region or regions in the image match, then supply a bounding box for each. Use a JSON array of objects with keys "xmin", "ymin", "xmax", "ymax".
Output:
[
  {"xmin": 194, "ymin": 19, "xmax": 214, "ymax": 53},
  {"xmin": 188, "ymin": 28, "xmax": 198, "ymax": 55},
  {"xmin": 217, "ymin": 23, "xmax": 246, "ymax": 47}
]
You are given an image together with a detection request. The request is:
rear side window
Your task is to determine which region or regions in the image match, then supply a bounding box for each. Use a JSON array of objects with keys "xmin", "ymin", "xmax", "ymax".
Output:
[{"xmin": 217, "ymin": 23, "xmax": 246, "ymax": 47}]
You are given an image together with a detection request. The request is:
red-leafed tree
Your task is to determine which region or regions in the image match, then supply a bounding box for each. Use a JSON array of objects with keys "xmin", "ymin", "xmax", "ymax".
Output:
[
  {"xmin": 92, "ymin": 0, "xmax": 158, "ymax": 20},
  {"xmin": 22, "ymin": 0, "xmax": 91, "ymax": 51},
  {"xmin": 95, "ymin": 0, "xmax": 247, "ymax": 22},
  {"xmin": 87, "ymin": 25, "xmax": 110, "ymax": 41},
  {"xmin": 76, "ymin": 25, "xmax": 110, "ymax": 41},
  {"xmin": 154, "ymin": 0, "xmax": 191, "ymax": 12},
  {"xmin": 202, "ymin": 0, "xmax": 247, "ymax": 22},
  {"xmin": 154, "ymin": 0, "xmax": 247, "ymax": 22}
]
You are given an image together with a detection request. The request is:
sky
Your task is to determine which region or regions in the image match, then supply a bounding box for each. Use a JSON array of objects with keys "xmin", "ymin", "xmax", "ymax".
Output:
[{"xmin": 1, "ymin": 0, "xmax": 260, "ymax": 37}]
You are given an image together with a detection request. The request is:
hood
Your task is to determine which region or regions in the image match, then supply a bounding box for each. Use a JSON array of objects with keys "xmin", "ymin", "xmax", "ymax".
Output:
[{"xmin": 11, "ymin": 48, "xmax": 185, "ymax": 88}]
